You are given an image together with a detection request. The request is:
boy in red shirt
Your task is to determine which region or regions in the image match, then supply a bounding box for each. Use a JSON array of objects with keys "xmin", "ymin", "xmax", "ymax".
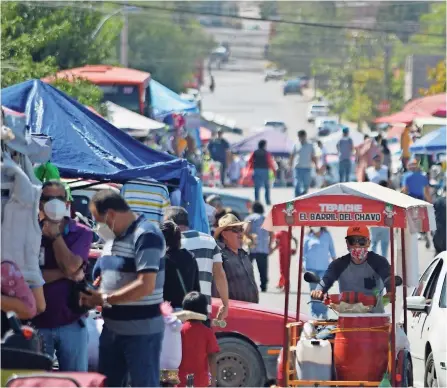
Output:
[
  {"xmin": 179, "ymin": 292, "xmax": 220, "ymax": 387},
  {"xmin": 271, "ymin": 231, "xmax": 298, "ymax": 290}
]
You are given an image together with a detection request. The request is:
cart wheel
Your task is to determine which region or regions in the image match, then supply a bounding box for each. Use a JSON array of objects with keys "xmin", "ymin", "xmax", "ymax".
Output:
[{"xmin": 400, "ymin": 355, "xmax": 413, "ymax": 387}]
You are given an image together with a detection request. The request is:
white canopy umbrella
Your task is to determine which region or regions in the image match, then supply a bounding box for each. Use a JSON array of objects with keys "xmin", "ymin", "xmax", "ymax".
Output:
[{"xmin": 105, "ymin": 101, "xmax": 165, "ymax": 137}]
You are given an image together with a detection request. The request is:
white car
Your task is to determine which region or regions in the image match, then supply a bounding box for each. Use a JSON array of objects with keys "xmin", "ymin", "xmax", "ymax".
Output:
[
  {"xmin": 315, "ymin": 116, "xmax": 339, "ymax": 136},
  {"xmin": 406, "ymin": 252, "xmax": 447, "ymax": 388},
  {"xmin": 264, "ymin": 120, "xmax": 287, "ymax": 132},
  {"xmin": 307, "ymin": 103, "xmax": 329, "ymax": 123}
]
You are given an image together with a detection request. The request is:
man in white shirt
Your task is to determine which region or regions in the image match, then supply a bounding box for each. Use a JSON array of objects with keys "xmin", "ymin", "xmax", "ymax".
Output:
[
  {"xmin": 164, "ymin": 207, "xmax": 229, "ymax": 322},
  {"xmin": 289, "ymin": 130, "xmax": 319, "ymax": 197},
  {"xmin": 365, "ymin": 155, "xmax": 390, "ymax": 185}
]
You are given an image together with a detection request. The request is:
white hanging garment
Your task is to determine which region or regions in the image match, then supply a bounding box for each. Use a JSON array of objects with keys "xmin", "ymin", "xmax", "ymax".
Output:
[
  {"xmin": 160, "ymin": 315, "xmax": 183, "ymax": 370},
  {"xmin": 1, "ymin": 153, "xmax": 44, "ymax": 287}
]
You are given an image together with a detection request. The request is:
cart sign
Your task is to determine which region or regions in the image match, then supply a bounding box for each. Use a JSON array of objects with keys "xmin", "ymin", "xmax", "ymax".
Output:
[{"xmin": 272, "ymin": 196, "xmax": 408, "ymax": 228}]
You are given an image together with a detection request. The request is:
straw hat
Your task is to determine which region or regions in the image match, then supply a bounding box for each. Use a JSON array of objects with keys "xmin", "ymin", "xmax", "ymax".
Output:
[{"xmin": 214, "ymin": 213, "xmax": 247, "ymax": 239}]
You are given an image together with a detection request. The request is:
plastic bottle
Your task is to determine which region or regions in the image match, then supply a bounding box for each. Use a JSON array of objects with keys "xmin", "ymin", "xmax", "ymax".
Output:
[{"xmin": 186, "ymin": 374, "xmax": 194, "ymax": 387}]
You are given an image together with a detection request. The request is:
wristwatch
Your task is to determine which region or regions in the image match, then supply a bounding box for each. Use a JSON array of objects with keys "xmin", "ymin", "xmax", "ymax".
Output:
[{"xmin": 101, "ymin": 294, "xmax": 112, "ymax": 308}]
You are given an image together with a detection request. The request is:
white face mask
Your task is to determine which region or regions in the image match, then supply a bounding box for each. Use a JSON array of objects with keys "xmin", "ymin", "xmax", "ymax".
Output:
[{"xmin": 44, "ymin": 199, "xmax": 67, "ymax": 222}]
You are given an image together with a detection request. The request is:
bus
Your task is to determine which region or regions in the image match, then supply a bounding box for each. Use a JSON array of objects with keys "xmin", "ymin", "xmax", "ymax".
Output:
[{"xmin": 45, "ymin": 65, "xmax": 153, "ymax": 118}]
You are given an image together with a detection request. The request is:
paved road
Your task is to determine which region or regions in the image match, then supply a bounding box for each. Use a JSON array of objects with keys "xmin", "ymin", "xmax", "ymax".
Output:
[{"xmin": 200, "ymin": 46, "xmax": 435, "ymax": 385}]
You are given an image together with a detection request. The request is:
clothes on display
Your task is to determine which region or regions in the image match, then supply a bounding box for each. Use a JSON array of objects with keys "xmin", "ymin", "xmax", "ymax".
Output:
[
  {"xmin": 121, "ymin": 181, "xmax": 171, "ymax": 224},
  {"xmin": 170, "ymin": 189, "xmax": 181, "ymax": 206},
  {"xmin": 1, "ymin": 152, "xmax": 44, "ymax": 287}
]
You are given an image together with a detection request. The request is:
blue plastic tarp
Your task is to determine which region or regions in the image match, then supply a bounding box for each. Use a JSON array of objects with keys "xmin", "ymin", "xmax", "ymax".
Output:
[
  {"xmin": 231, "ymin": 128, "xmax": 294, "ymax": 157},
  {"xmin": 410, "ymin": 126, "xmax": 446, "ymax": 154},
  {"xmin": 151, "ymin": 79, "xmax": 198, "ymax": 120},
  {"xmin": 1, "ymin": 79, "xmax": 209, "ymax": 233}
]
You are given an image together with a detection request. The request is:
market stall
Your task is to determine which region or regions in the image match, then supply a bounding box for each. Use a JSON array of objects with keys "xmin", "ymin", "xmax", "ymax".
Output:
[{"xmin": 1, "ymin": 79, "xmax": 209, "ymax": 233}]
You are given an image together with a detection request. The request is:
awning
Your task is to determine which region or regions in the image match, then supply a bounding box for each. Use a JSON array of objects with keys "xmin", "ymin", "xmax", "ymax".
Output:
[
  {"xmin": 410, "ymin": 126, "xmax": 446, "ymax": 154},
  {"xmin": 386, "ymin": 124, "xmax": 406, "ymax": 139},
  {"xmin": 375, "ymin": 110, "xmax": 427, "ymax": 124},
  {"xmin": 404, "ymin": 93, "xmax": 446, "ymax": 116},
  {"xmin": 105, "ymin": 101, "xmax": 165, "ymax": 137},
  {"xmin": 231, "ymin": 128, "xmax": 294, "ymax": 157},
  {"xmin": 201, "ymin": 111, "xmax": 244, "ymax": 135}
]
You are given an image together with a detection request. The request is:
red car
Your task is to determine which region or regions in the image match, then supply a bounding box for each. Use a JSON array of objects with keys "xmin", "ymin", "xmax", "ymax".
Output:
[{"xmin": 211, "ymin": 300, "xmax": 308, "ymax": 387}]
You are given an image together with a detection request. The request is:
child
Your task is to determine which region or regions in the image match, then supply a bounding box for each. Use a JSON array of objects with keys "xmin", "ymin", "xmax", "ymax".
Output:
[
  {"xmin": 271, "ymin": 232, "xmax": 298, "ymax": 291},
  {"xmin": 178, "ymin": 292, "xmax": 220, "ymax": 387}
]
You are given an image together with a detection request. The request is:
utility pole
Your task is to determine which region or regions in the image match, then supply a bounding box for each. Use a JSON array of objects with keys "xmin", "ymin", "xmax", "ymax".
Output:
[
  {"xmin": 120, "ymin": 9, "xmax": 129, "ymax": 67},
  {"xmin": 383, "ymin": 41, "xmax": 392, "ymax": 103}
]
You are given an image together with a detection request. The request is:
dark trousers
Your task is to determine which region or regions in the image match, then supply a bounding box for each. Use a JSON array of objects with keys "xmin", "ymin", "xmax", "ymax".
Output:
[
  {"xmin": 250, "ymin": 253, "xmax": 268, "ymax": 291},
  {"xmin": 219, "ymin": 162, "xmax": 227, "ymax": 186}
]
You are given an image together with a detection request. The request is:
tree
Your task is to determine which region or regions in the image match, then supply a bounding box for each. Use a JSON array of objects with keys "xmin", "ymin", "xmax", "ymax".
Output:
[
  {"xmin": 127, "ymin": 11, "xmax": 213, "ymax": 92},
  {"xmin": 420, "ymin": 60, "xmax": 446, "ymax": 96},
  {"xmin": 1, "ymin": 2, "xmax": 120, "ymax": 112}
]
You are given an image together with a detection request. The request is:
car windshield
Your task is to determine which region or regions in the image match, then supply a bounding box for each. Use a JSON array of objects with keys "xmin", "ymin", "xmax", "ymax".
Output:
[{"xmin": 99, "ymin": 84, "xmax": 140, "ymax": 114}]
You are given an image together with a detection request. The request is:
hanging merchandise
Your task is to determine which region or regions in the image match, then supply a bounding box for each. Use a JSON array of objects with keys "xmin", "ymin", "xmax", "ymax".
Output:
[
  {"xmin": 1, "ymin": 153, "xmax": 44, "ymax": 288},
  {"xmin": 34, "ymin": 162, "xmax": 72, "ymax": 201}
]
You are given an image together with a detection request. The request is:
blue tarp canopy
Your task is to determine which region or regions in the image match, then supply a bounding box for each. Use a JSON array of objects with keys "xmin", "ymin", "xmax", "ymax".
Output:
[
  {"xmin": 410, "ymin": 126, "xmax": 446, "ymax": 154},
  {"xmin": 151, "ymin": 79, "xmax": 198, "ymax": 120},
  {"xmin": 231, "ymin": 128, "xmax": 294, "ymax": 157},
  {"xmin": 1, "ymin": 79, "xmax": 209, "ymax": 233}
]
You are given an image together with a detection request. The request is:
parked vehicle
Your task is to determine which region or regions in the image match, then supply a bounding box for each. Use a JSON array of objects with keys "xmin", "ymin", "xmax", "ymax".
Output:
[
  {"xmin": 202, "ymin": 187, "xmax": 252, "ymax": 220},
  {"xmin": 264, "ymin": 120, "xmax": 288, "ymax": 132},
  {"xmin": 406, "ymin": 252, "xmax": 447, "ymax": 388},
  {"xmin": 283, "ymin": 79, "xmax": 302, "ymax": 96},
  {"xmin": 264, "ymin": 69, "xmax": 287, "ymax": 82},
  {"xmin": 307, "ymin": 102, "xmax": 330, "ymax": 123},
  {"xmin": 315, "ymin": 116, "xmax": 339, "ymax": 137}
]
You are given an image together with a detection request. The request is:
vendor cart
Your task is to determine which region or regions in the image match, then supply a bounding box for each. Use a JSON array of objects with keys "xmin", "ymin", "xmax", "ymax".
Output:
[{"xmin": 262, "ymin": 182, "xmax": 436, "ymax": 387}]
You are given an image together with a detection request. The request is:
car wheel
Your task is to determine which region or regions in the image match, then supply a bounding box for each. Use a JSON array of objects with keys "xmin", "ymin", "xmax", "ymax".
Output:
[
  {"xmin": 425, "ymin": 352, "xmax": 439, "ymax": 387},
  {"xmin": 216, "ymin": 337, "xmax": 266, "ymax": 387}
]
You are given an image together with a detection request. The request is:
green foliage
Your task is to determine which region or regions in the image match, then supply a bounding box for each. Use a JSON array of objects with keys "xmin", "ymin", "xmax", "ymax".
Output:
[
  {"xmin": 0, "ymin": 1, "xmax": 120, "ymax": 112},
  {"xmin": 259, "ymin": 1, "xmax": 278, "ymax": 19},
  {"xmin": 127, "ymin": 11, "xmax": 213, "ymax": 92},
  {"xmin": 420, "ymin": 60, "xmax": 447, "ymax": 96},
  {"xmin": 52, "ymin": 77, "xmax": 107, "ymax": 116}
]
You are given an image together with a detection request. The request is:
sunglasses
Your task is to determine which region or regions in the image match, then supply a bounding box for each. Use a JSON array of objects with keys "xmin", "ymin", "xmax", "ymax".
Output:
[
  {"xmin": 346, "ymin": 236, "xmax": 368, "ymax": 246},
  {"xmin": 228, "ymin": 227, "xmax": 244, "ymax": 234},
  {"xmin": 41, "ymin": 195, "xmax": 66, "ymax": 202}
]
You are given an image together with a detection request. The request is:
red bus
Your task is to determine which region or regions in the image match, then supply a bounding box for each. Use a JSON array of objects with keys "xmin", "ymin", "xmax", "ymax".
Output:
[{"xmin": 45, "ymin": 65, "xmax": 153, "ymax": 118}]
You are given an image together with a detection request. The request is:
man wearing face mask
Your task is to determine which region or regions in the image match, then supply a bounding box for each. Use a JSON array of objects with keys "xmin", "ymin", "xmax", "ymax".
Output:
[
  {"xmin": 32, "ymin": 180, "xmax": 93, "ymax": 372},
  {"xmin": 79, "ymin": 190, "xmax": 166, "ymax": 387},
  {"xmin": 310, "ymin": 226, "xmax": 391, "ymax": 312}
]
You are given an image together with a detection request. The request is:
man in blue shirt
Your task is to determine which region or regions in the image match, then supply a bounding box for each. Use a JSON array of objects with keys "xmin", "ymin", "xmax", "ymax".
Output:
[
  {"xmin": 402, "ymin": 159, "xmax": 432, "ymax": 248},
  {"xmin": 208, "ymin": 130, "xmax": 230, "ymax": 186},
  {"xmin": 80, "ymin": 190, "xmax": 165, "ymax": 387},
  {"xmin": 402, "ymin": 159, "xmax": 431, "ymax": 202}
]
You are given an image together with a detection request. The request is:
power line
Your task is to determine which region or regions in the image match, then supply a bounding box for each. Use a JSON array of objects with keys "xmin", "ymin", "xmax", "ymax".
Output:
[{"xmin": 109, "ymin": 1, "xmax": 446, "ymax": 38}]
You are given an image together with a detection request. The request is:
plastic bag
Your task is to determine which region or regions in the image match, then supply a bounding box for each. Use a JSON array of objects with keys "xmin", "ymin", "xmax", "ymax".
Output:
[{"xmin": 159, "ymin": 315, "xmax": 183, "ymax": 370}]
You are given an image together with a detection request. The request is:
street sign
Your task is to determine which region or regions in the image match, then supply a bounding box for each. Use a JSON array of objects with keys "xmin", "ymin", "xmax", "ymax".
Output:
[{"xmin": 378, "ymin": 100, "xmax": 390, "ymax": 113}]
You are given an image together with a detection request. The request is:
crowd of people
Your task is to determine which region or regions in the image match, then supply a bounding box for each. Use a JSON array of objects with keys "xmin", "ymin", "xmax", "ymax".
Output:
[{"xmin": 2, "ymin": 178, "xmax": 298, "ymax": 387}]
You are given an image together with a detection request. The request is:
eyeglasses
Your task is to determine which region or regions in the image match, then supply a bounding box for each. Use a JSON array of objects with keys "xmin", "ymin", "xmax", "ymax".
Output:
[
  {"xmin": 229, "ymin": 227, "xmax": 244, "ymax": 234},
  {"xmin": 41, "ymin": 195, "xmax": 66, "ymax": 202},
  {"xmin": 346, "ymin": 236, "xmax": 368, "ymax": 246}
]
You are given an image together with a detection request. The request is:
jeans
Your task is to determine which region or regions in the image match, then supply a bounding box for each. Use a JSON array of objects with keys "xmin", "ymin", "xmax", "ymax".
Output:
[
  {"xmin": 370, "ymin": 227, "xmax": 390, "ymax": 258},
  {"xmin": 308, "ymin": 270, "xmax": 328, "ymax": 319},
  {"xmin": 250, "ymin": 252, "xmax": 269, "ymax": 291},
  {"xmin": 339, "ymin": 159, "xmax": 351, "ymax": 183},
  {"xmin": 39, "ymin": 317, "xmax": 89, "ymax": 372},
  {"xmin": 99, "ymin": 325, "xmax": 163, "ymax": 387},
  {"xmin": 294, "ymin": 167, "xmax": 312, "ymax": 197},
  {"xmin": 253, "ymin": 168, "xmax": 270, "ymax": 204}
]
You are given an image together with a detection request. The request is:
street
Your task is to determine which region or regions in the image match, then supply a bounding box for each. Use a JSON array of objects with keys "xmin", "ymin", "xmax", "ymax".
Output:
[{"xmin": 201, "ymin": 60, "xmax": 436, "ymax": 387}]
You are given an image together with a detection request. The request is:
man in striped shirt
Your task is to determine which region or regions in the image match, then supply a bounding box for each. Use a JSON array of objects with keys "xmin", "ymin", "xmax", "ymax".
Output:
[
  {"xmin": 80, "ymin": 190, "xmax": 165, "ymax": 387},
  {"xmin": 164, "ymin": 207, "xmax": 229, "ymax": 320}
]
